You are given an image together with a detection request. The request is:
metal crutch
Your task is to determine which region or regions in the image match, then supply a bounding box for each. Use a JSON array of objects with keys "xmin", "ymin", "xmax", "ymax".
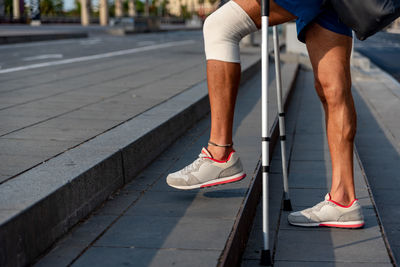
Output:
[
  {"xmin": 260, "ymin": 5, "xmax": 293, "ymax": 266},
  {"xmin": 272, "ymin": 26, "xmax": 293, "ymax": 212},
  {"xmin": 260, "ymin": 0, "xmax": 272, "ymax": 265}
]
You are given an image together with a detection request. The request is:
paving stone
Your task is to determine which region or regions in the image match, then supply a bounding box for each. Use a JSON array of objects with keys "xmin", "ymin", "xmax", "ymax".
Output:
[
  {"xmin": 93, "ymin": 190, "xmax": 142, "ymax": 216},
  {"xmin": 0, "ymin": 105, "xmax": 71, "ymax": 119},
  {"xmin": 274, "ymin": 229, "xmax": 390, "ymax": 263},
  {"xmin": 288, "ymin": 171, "xmax": 332, "ymax": 189},
  {"xmin": 289, "ymin": 159, "xmax": 332, "ymax": 173},
  {"xmin": 383, "ymin": 223, "xmax": 400, "ymax": 247},
  {"xmin": 0, "ymin": 153, "xmax": 48, "ymax": 177},
  {"xmin": 60, "ymin": 215, "xmax": 117, "ymax": 246},
  {"xmin": 0, "ymin": 175, "xmax": 9, "ymax": 183},
  {"xmin": 95, "ymin": 215, "xmax": 233, "ymax": 250},
  {"xmin": 122, "ymin": 171, "xmax": 164, "ymax": 192},
  {"xmin": 5, "ymin": 126, "xmax": 101, "ymax": 142},
  {"xmin": 36, "ymin": 117, "xmax": 121, "ymax": 131},
  {"xmin": 371, "ymin": 189, "xmax": 400, "ymax": 205},
  {"xmin": 0, "ymin": 138, "xmax": 75, "ymax": 157},
  {"xmin": 273, "ymin": 261, "xmax": 392, "ymax": 267},
  {"xmin": 125, "ymin": 190, "xmax": 244, "ymax": 219},
  {"xmin": 73, "ymin": 247, "xmax": 221, "ymax": 267},
  {"xmin": 0, "ymin": 116, "xmax": 48, "ymax": 135},
  {"xmin": 290, "ymin": 147, "xmax": 331, "ymax": 161},
  {"xmin": 34, "ymin": 243, "xmax": 85, "ymax": 267},
  {"xmin": 378, "ymin": 205, "xmax": 400, "ymax": 224},
  {"xmin": 62, "ymin": 108, "xmax": 135, "ymax": 121}
]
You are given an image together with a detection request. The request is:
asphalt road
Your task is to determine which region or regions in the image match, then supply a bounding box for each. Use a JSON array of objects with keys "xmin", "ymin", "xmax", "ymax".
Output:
[{"xmin": 355, "ymin": 31, "xmax": 400, "ymax": 81}]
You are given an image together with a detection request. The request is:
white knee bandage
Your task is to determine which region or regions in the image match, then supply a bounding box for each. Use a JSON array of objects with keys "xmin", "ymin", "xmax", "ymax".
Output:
[{"xmin": 203, "ymin": 1, "xmax": 258, "ymax": 63}]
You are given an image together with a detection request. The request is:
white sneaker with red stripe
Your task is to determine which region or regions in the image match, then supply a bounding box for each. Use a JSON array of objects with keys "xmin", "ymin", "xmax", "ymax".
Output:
[
  {"xmin": 288, "ymin": 193, "xmax": 365, "ymax": 228},
  {"xmin": 166, "ymin": 147, "xmax": 246, "ymax": 190}
]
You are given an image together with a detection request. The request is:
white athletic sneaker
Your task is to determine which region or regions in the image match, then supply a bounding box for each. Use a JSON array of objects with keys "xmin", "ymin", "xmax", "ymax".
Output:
[
  {"xmin": 166, "ymin": 147, "xmax": 246, "ymax": 190},
  {"xmin": 288, "ymin": 193, "xmax": 365, "ymax": 228}
]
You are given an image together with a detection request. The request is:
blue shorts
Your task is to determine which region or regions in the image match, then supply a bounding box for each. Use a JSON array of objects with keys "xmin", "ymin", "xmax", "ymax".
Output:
[{"xmin": 274, "ymin": 0, "xmax": 352, "ymax": 43}]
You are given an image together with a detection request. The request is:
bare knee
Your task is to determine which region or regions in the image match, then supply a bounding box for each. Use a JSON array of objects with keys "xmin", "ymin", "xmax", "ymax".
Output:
[
  {"xmin": 314, "ymin": 76, "xmax": 351, "ymax": 108},
  {"xmin": 315, "ymin": 76, "xmax": 356, "ymax": 140}
]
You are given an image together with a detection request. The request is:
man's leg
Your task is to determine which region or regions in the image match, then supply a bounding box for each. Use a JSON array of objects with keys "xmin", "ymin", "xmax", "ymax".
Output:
[
  {"xmin": 207, "ymin": 0, "xmax": 296, "ymax": 160},
  {"xmin": 166, "ymin": 0, "xmax": 295, "ymax": 189},
  {"xmin": 288, "ymin": 24, "xmax": 363, "ymax": 228},
  {"xmin": 305, "ymin": 23, "xmax": 356, "ymax": 206}
]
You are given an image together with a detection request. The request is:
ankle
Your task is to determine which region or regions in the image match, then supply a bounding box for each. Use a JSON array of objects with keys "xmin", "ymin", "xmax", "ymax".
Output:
[
  {"xmin": 207, "ymin": 145, "xmax": 233, "ymax": 161},
  {"xmin": 329, "ymin": 191, "xmax": 355, "ymax": 206}
]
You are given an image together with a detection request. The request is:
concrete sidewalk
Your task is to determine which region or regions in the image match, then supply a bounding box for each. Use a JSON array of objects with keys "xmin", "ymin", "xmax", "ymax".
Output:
[{"xmin": 242, "ymin": 60, "xmax": 396, "ymax": 266}]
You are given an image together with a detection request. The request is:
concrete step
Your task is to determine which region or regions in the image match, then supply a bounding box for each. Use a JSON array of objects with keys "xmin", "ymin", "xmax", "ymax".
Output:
[
  {"xmin": 32, "ymin": 60, "xmax": 299, "ymax": 266},
  {"xmin": 0, "ymin": 48, "xmax": 264, "ymax": 266}
]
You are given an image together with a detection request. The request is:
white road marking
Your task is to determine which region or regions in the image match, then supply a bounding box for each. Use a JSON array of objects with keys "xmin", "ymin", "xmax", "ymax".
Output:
[
  {"xmin": 79, "ymin": 38, "xmax": 101, "ymax": 45},
  {"xmin": 137, "ymin": 41, "xmax": 156, "ymax": 46},
  {"xmin": 22, "ymin": 54, "xmax": 64, "ymax": 61},
  {"xmin": 0, "ymin": 38, "xmax": 82, "ymax": 50},
  {"xmin": 0, "ymin": 40, "xmax": 195, "ymax": 74}
]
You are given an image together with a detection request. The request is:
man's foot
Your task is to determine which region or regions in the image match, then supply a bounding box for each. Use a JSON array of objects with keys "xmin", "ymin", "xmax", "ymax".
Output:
[
  {"xmin": 288, "ymin": 193, "xmax": 364, "ymax": 228},
  {"xmin": 166, "ymin": 147, "xmax": 246, "ymax": 190}
]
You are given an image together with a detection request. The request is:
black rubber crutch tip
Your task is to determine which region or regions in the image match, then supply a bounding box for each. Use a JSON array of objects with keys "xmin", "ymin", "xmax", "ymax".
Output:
[
  {"xmin": 283, "ymin": 199, "xmax": 293, "ymax": 211},
  {"xmin": 260, "ymin": 250, "xmax": 272, "ymax": 266}
]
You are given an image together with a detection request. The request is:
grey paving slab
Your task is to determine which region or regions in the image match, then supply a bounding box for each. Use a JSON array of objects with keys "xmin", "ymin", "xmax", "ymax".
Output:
[
  {"xmin": 93, "ymin": 190, "xmax": 142, "ymax": 216},
  {"xmin": 33, "ymin": 215, "xmax": 117, "ymax": 267},
  {"xmin": 0, "ymin": 121, "xmax": 40, "ymax": 136},
  {"xmin": 33, "ymin": 242, "xmax": 86, "ymax": 267},
  {"xmin": 274, "ymin": 229, "xmax": 389, "ymax": 263},
  {"xmin": 4, "ymin": 126, "xmax": 102, "ymax": 142},
  {"xmin": 94, "ymin": 215, "xmax": 234, "ymax": 250},
  {"xmin": 0, "ymin": 138, "xmax": 75, "ymax": 157},
  {"xmin": 273, "ymin": 261, "xmax": 392, "ymax": 267},
  {"xmin": 289, "ymin": 159, "xmax": 332, "ymax": 173},
  {"xmin": 125, "ymin": 190, "xmax": 245, "ymax": 219},
  {"xmin": 72, "ymin": 247, "xmax": 221, "ymax": 267},
  {"xmin": 0, "ymin": 153, "xmax": 48, "ymax": 177},
  {"xmin": 0, "ymin": 175, "xmax": 9, "ymax": 183},
  {"xmin": 34, "ymin": 117, "xmax": 122, "ymax": 131},
  {"xmin": 290, "ymin": 148, "xmax": 332, "ymax": 161},
  {"xmin": 61, "ymin": 215, "xmax": 117, "ymax": 246}
]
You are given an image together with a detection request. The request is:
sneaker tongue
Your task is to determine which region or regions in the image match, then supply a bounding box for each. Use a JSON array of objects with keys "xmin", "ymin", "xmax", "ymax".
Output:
[
  {"xmin": 325, "ymin": 193, "xmax": 331, "ymax": 201},
  {"xmin": 201, "ymin": 147, "xmax": 213, "ymax": 158}
]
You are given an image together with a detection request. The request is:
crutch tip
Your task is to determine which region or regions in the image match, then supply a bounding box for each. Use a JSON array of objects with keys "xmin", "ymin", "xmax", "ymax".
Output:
[
  {"xmin": 260, "ymin": 250, "xmax": 272, "ymax": 266},
  {"xmin": 283, "ymin": 199, "xmax": 293, "ymax": 211}
]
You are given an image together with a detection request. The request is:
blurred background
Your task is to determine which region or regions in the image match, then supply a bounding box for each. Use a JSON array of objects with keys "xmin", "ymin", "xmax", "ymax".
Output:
[{"xmin": 0, "ymin": 0, "xmax": 226, "ymax": 25}]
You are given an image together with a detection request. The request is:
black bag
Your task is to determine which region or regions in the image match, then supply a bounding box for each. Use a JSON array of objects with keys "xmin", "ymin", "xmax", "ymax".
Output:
[{"xmin": 327, "ymin": 0, "xmax": 400, "ymax": 40}]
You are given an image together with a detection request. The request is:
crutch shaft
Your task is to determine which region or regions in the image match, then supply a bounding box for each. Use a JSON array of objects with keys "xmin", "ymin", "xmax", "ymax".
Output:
[
  {"xmin": 261, "ymin": 15, "xmax": 269, "ymax": 249},
  {"xmin": 260, "ymin": 2, "xmax": 272, "ymax": 265},
  {"xmin": 272, "ymin": 27, "xmax": 288, "ymax": 193},
  {"xmin": 272, "ymin": 26, "xmax": 292, "ymax": 211}
]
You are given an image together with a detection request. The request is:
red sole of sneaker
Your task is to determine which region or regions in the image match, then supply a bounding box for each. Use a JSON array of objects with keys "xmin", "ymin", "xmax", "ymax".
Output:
[
  {"xmin": 319, "ymin": 223, "xmax": 365, "ymax": 228},
  {"xmin": 200, "ymin": 174, "xmax": 246, "ymax": 188}
]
